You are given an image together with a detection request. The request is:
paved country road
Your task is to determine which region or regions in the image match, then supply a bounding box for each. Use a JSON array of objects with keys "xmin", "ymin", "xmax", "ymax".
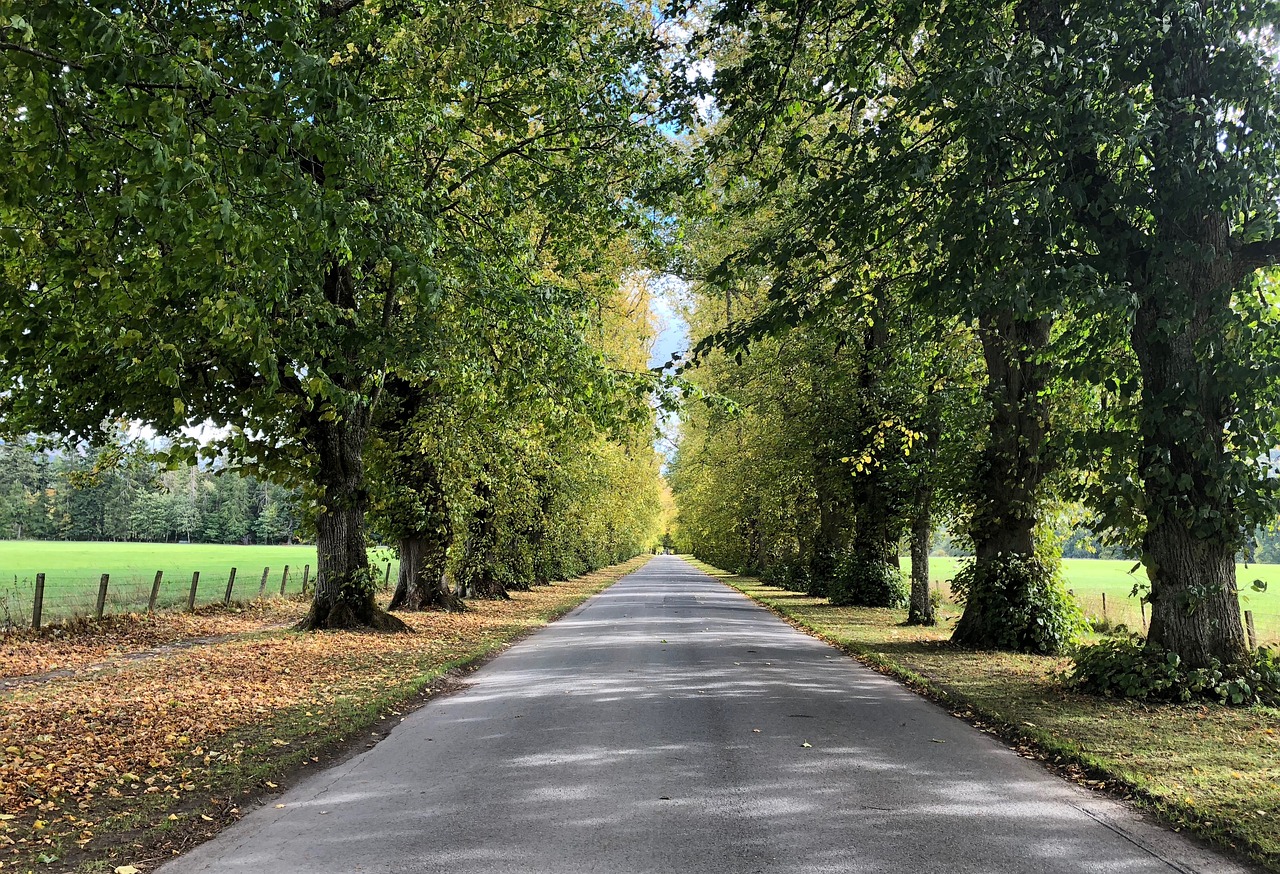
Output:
[{"xmin": 158, "ymin": 555, "xmax": 1254, "ymax": 874}]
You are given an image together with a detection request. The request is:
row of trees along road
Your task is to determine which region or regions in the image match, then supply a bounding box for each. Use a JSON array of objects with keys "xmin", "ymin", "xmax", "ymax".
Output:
[
  {"xmin": 667, "ymin": 0, "xmax": 1280, "ymax": 672},
  {"xmin": 0, "ymin": 1, "xmax": 671, "ymax": 627}
]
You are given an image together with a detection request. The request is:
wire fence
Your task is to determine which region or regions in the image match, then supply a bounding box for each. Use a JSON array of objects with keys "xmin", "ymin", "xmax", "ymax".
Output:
[
  {"xmin": 0, "ymin": 560, "xmax": 401, "ymax": 630},
  {"xmin": 932, "ymin": 578, "xmax": 1280, "ymax": 647}
]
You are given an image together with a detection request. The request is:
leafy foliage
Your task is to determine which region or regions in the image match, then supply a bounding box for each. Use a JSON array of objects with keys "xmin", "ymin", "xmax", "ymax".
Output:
[
  {"xmin": 1069, "ymin": 639, "xmax": 1280, "ymax": 707},
  {"xmin": 828, "ymin": 550, "xmax": 907, "ymax": 609},
  {"xmin": 950, "ymin": 555, "xmax": 1086, "ymax": 655}
]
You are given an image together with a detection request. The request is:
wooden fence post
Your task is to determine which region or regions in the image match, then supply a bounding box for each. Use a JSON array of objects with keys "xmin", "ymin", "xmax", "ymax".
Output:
[
  {"xmin": 94, "ymin": 573, "xmax": 110, "ymax": 619},
  {"xmin": 223, "ymin": 567, "xmax": 238, "ymax": 606},
  {"xmin": 1101, "ymin": 592, "xmax": 1107, "ymax": 623},
  {"xmin": 148, "ymin": 570, "xmax": 164, "ymax": 612},
  {"xmin": 31, "ymin": 573, "xmax": 45, "ymax": 630},
  {"xmin": 1140, "ymin": 599, "xmax": 1147, "ymax": 632},
  {"xmin": 301, "ymin": 564, "xmax": 311, "ymax": 595},
  {"xmin": 187, "ymin": 571, "xmax": 200, "ymax": 611},
  {"xmin": 384, "ymin": 563, "xmax": 391, "ymax": 590},
  {"xmin": 279, "ymin": 565, "xmax": 290, "ymax": 596},
  {"xmin": 258, "ymin": 567, "xmax": 270, "ymax": 599},
  {"xmin": 1245, "ymin": 610, "xmax": 1258, "ymax": 650}
]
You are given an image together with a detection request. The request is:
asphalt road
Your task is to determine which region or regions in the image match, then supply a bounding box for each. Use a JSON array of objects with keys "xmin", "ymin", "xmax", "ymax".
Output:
[{"xmin": 158, "ymin": 555, "xmax": 1253, "ymax": 874}]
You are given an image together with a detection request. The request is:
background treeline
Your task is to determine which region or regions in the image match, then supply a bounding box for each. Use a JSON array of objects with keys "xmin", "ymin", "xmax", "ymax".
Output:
[{"xmin": 0, "ymin": 436, "xmax": 302, "ymax": 545}]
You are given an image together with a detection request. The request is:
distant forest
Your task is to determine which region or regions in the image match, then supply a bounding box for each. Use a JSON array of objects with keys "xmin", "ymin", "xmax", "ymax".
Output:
[{"xmin": 0, "ymin": 435, "xmax": 302, "ymax": 544}]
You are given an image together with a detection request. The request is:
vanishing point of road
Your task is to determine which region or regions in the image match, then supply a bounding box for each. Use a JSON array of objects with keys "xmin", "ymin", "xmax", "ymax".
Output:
[{"xmin": 158, "ymin": 555, "xmax": 1253, "ymax": 874}]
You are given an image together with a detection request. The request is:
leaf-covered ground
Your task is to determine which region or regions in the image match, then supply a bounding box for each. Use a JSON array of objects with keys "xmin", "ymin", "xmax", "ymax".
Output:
[
  {"xmin": 694, "ymin": 561, "xmax": 1280, "ymax": 873},
  {"xmin": 1, "ymin": 600, "xmax": 308, "ymax": 681},
  {"xmin": 0, "ymin": 556, "xmax": 650, "ymax": 872}
]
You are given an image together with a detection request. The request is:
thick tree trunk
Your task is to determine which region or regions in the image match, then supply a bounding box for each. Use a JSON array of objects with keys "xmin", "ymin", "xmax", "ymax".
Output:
[
  {"xmin": 1124, "ymin": 28, "xmax": 1248, "ymax": 669},
  {"xmin": 389, "ymin": 530, "xmax": 464, "ymax": 612},
  {"xmin": 907, "ymin": 489, "xmax": 935, "ymax": 626},
  {"xmin": 1131, "ymin": 227, "xmax": 1247, "ymax": 667},
  {"xmin": 298, "ymin": 417, "xmax": 407, "ymax": 631},
  {"xmin": 953, "ymin": 310, "xmax": 1051, "ymax": 647}
]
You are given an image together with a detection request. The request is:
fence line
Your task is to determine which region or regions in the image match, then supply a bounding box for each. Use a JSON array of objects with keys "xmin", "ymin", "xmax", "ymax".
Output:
[{"xmin": 6, "ymin": 561, "xmax": 397, "ymax": 630}]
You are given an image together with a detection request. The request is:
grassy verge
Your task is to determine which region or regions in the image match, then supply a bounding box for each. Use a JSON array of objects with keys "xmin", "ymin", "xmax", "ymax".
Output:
[
  {"xmin": 687, "ymin": 558, "xmax": 1280, "ymax": 872},
  {"xmin": 0, "ymin": 554, "xmax": 650, "ymax": 873}
]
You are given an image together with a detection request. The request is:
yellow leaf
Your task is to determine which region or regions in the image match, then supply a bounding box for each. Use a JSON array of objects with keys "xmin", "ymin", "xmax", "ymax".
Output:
[{"xmin": 115, "ymin": 867, "xmax": 141, "ymax": 874}]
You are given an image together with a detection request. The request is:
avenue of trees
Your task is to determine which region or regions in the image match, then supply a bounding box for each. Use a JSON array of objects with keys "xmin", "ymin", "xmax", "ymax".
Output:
[
  {"xmin": 667, "ymin": 0, "xmax": 1280, "ymax": 692},
  {"xmin": 3, "ymin": 0, "xmax": 1278, "ymax": 700},
  {"xmin": 0, "ymin": 1, "xmax": 669, "ymax": 627}
]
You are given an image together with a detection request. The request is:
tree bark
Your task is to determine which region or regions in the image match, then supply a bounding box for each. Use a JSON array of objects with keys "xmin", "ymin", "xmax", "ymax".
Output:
[
  {"xmin": 953, "ymin": 309, "xmax": 1050, "ymax": 646},
  {"xmin": 388, "ymin": 461, "xmax": 464, "ymax": 612},
  {"xmin": 390, "ymin": 532, "xmax": 464, "ymax": 612},
  {"xmin": 907, "ymin": 488, "xmax": 935, "ymax": 626},
  {"xmin": 1130, "ymin": 213, "xmax": 1247, "ymax": 666},
  {"xmin": 1122, "ymin": 23, "xmax": 1249, "ymax": 668},
  {"xmin": 298, "ymin": 417, "xmax": 407, "ymax": 631}
]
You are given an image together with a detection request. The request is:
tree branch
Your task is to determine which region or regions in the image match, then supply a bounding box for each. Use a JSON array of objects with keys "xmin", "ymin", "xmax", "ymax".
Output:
[{"xmin": 1235, "ymin": 237, "xmax": 1280, "ymax": 274}]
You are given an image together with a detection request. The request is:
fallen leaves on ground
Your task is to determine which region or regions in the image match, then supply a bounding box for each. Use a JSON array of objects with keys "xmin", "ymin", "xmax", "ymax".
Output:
[
  {"xmin": 0, "ymin": 557, "xmax": 648, "ymax": 870},
  {"xmin": 0, "ymin": 599, "xmax": 310, "ymax": 680}
]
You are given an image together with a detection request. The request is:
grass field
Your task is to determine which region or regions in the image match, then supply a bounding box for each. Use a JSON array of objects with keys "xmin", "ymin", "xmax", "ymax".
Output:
[
  {"xmin": 911, "ymin": 555, "xmax": 1280, "ymax": 645},
  {"xmin": 0, "ymin": 541, "xmax": 401, "ymax": 624}
]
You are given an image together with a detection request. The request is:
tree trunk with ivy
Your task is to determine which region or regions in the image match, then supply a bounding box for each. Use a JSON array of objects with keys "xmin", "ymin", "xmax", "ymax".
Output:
[
  {"xmin": 460, "ymin": 476, "xmax": 509, "ymax": 600},
  {"xmin": 953, "ymin": 309, "xmax": 1054, "ymax": 648},
  {"xmin": 1129, "ymin": 81, "xmax": 1248, "ymax": 665}
]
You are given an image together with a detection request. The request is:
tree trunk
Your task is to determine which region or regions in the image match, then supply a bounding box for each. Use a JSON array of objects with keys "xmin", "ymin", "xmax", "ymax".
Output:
[
  {"xmin": 297, "ymin": 417, "xmax": 407, "ymax": 631},
  {"xmin": 907, "ymin": 489, "xmax": 935, "ymax": 626},
  {"xmin": 390, "ymin": 532, "xmax": 465, "ymax": 612},
  {"xmin": 953, "ymin": 309, "xmax": 1051, "ymax": 647},
  {"xmin": 1131, "ymin": 224, "xmax": 1247, "ymax": 666},
  {"xmin": 807, "ymin": 490, "xmax": 844, "ymax": 596},
  {"xmin": 1122, "ymin": 23, "xmax": 1249, "ymax": 669}
]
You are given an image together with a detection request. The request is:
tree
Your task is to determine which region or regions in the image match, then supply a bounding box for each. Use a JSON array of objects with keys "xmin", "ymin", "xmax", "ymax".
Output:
[{"xmin": 0, "ymin": 0, "xmax": 664, "ymax": 628}]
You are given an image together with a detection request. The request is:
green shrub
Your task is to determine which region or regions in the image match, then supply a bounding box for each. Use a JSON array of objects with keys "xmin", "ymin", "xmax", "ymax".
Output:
[
  {"xmin": 828, "ymin": 550, "xmax": 907, "ymax": 608},
  {"xmin": 1068, "ymin": 638, "xmax": 1280, "ymax": 706},
  {"xmin": 950, "ymin": 554, "xmax": 1086, "ymax": 654}
]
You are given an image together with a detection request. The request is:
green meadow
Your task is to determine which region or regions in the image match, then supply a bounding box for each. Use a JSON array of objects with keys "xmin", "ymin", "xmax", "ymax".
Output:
[
  {"xmin": 912, "ymin": 556, "xmax": 1280, "ymax": 645},
  {"xmin": 0, "ymin": 541, "xmax": 400, "ymax": 623}
]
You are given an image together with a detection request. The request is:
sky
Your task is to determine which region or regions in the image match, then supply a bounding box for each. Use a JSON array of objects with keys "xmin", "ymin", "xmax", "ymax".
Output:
[
  {"xmin": 647, "ymin": 274, "xmax": 691, "ymax": 370},
  {"xmin": 646, "ymin": 274, "xmax": 691, "ymax": 466}
]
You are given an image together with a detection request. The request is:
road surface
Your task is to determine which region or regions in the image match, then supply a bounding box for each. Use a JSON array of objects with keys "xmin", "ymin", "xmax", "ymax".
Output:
[{"xmin": 158, "ymin": 555, "xmax": 1252, "ymax": 873}]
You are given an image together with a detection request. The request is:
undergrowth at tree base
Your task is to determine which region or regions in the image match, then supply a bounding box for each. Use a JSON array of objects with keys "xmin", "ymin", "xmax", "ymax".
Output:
[
  {"xmin": 950, "ymin": 554, "xmax": 1086, "ymax": 655},
  {"xmin": 828, "ymin": 551, "xmax": 907, "ymax": 608},
  {"xmin": 1068, "ymin": 637, "xmax": 1280, "ymax": 706}
]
